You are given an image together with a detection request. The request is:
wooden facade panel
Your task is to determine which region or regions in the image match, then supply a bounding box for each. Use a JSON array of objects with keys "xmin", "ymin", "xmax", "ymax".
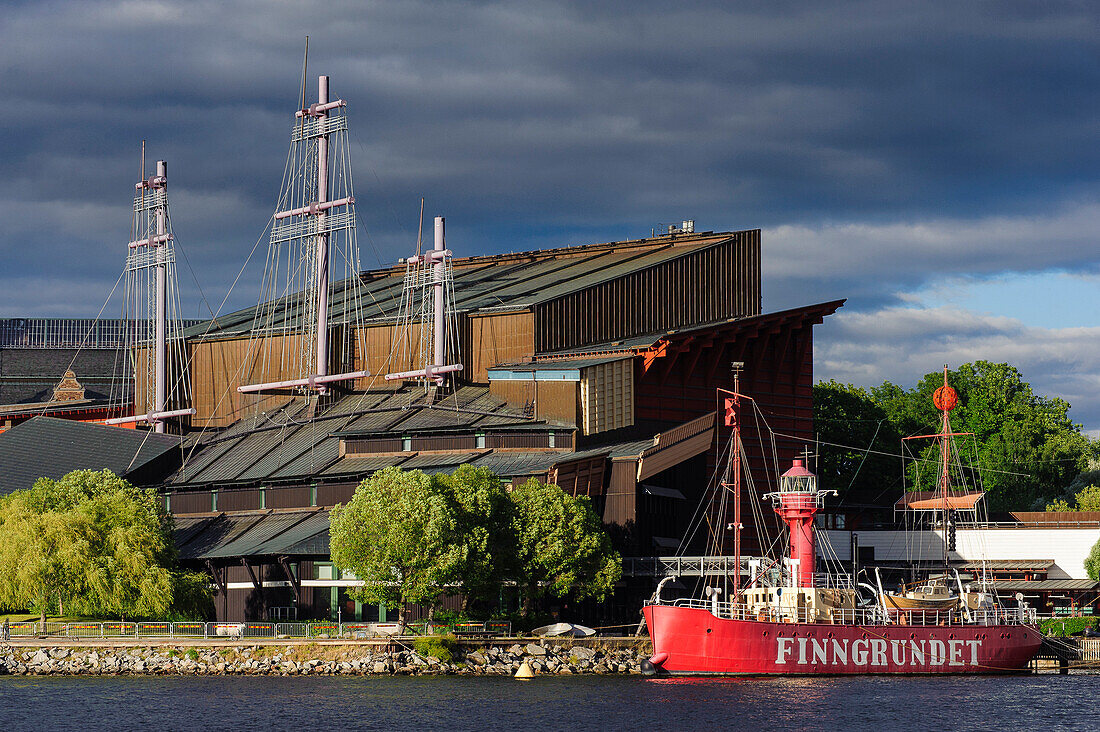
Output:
[
  {"xmin": 580, "ymin": 359, "xmax": 634, "ymax": 435},
  {"xmin": 637, "ymin": 425, "xmax": 714, "ymax": 481},
  {"xmin": 266, "ymin": 485, "xmax": 313, "ymax": 509},
  {"xmin": 603, "ymin": 459, "xmax": 639, "ymax": 546},
  {"xmin": 489, "ymin": 379, "xmax": 534, "ymax": 412},
  {"xmin": 353, "ymin": 321, "xmax": 428, "ymax": 387},
  {"xmin": 133, "ymin": 344, "xmax": 191, "ymax": 425},
  {"xmin": 169, "ymin": 490, "xmax": 214, "ymax": 514},
  {"xmin": 189, "ymin": 328, "xmax": 358, "ymax": 429},
  {"xmin": 534, "ymin": 231, "xmax": 761, "ymax": 353},
  {"xmin": 551, "ymin": 455, "xmax": 607, "ymax": 498},
  {"xmin": 189, "ymin": 336, "xmax": 296, "ymax": 429},
  {"xmin": 344, "ymin": 437, "xmax": 403, "ymax": 455},
  {"xmin": 467, "ymin": 312, "xmax": 535, "ymax": 382},
  {"xmin": 535, "ymin": 380, "xmax": 579, "ymax": 425},
  {"xmin": 217, "ymin": 488, "xmax": 263, "ymax": 512},
  {"xmin": 316, "ymin": 483, "xmax": 355, "ymax": 507},
  {"xmin": 409, "ymin": 435, "xmax": 478, "ymax": 451}
]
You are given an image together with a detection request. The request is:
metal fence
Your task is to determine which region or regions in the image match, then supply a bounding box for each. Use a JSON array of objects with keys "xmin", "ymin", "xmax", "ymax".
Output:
[{"xmin": 2, "ymin": 620, "xmax": 512, "ymax": 640}]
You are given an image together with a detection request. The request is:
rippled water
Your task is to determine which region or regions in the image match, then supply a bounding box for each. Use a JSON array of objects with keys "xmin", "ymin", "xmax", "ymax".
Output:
[{"xmin": 1, "ymin": 673, "xmax": 1095, "ymax": 731}]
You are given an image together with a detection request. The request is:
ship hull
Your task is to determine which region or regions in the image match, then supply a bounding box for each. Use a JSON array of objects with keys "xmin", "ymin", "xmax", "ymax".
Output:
[{"xmin": 644, "ymin": 604, "xmax": 1041, "ymax": 676}]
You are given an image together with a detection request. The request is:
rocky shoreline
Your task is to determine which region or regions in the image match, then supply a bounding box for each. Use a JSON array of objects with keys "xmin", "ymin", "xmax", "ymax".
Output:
[{"xmin": 0, "ymin": 642, "xmax": 647, "ymax": 677}]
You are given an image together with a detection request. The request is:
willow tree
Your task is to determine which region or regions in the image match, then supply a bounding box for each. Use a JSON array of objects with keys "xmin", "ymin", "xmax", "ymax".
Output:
[
  {"xmin": 330, "ymin": 467, "xmax": 463, "ymax": 627},
  {"xmin": 0, "ymin": 470, "xmax": 195, "ymax": 624}
]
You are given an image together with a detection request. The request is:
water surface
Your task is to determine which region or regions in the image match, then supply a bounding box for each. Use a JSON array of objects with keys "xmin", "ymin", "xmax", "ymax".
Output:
[{"xmin": 1, "ymin": 673, "xmax": 1094, "ymax": 731}]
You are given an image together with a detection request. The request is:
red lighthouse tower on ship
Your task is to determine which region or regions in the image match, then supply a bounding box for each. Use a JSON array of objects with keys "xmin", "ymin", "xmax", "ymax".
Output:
[{"xmin": 765, "ymin": 459, "xmax": 834, "ymax": 589}]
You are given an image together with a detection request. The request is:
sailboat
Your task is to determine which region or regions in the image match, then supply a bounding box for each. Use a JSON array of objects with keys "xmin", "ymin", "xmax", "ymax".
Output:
[
  {"xmin": 879, "ymin": 367, "xmax": 990, "ymax": 615},
  {"xmin": 641, "ymin": 368, "xmax": 1042, "ymax": 675}
]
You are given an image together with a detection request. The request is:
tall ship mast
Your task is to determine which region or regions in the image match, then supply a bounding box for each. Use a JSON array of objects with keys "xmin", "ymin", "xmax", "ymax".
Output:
[
  {"xmin": 642, "ymin": 368, "xmax": 1041, "ymax": 675},
  {"xmin": 238, "ymin": 75, "xmax": 369, "ymax": 402},
  {"xmin": 105, "ymin": 155, "xmax": 196, "ymax": 431}
]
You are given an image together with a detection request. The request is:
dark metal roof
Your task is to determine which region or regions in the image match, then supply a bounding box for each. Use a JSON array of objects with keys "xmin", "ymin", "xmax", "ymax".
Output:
[
  {"xmin": 990, "ymin": 580, "xmax": 1099, "ymax": 592},
  {"xmin": 169, "ymin": 384, "xmax": 562, "ymax": 488},
  {"xmin": 273, "ymin": 438, "xmax": 342, "ymax": 479},
  {"xmin": 186, "ymin": 233, "xmax": 738, "ymax": 340},
  {"xmin": 176, "ymin": 513, "xmax": 266, "ymax": 560},
  {"xmin": 172, "ymin": 515, "xmax": 220, "ymax": 547},
  {"xmin": 320, "ymin": 454, "xmax": 408, "ymax": 477},
  {"xmin": 954, "ymin": 560, "xmax": 1055, "ymax": 571},
  {"xmin": 0, "ymin": 416, "xmax": 182, "ymax": 497},
  {"xmin": 174, "ymin": 509, "xmax": 332, "ymax": 561},
  {"xmin": 200, "ymin": 510, "xmax": 321, "ymax": 559},
  {"xmin": 250, "ymin": 510, "xmax": 330, "ymax": 556}
]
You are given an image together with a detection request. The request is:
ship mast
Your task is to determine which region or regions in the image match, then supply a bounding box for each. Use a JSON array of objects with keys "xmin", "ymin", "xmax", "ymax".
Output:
[
  {"xmin": 238, "ymin": 75, "xmax": 369, "ymax": 397},
  {"xmin": 106, "ymin": 154, "xmax": 196, "ymax": 430},
  {"xmin": 933, "ymin": 364, "xmax": 958, "ymax": 575},
  {"xmin": 718, "ymin": 362, "xmax": 747, "ymax": 601},
  {"xmin": 383, "ymin": 216, "xmax": 464, "ymax": 389}
]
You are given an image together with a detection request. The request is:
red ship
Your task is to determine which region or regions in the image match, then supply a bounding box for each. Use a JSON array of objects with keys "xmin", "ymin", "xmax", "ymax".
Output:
[{"xmin": 642, "ymin": 368, "xmax": 1042, "ymax": 675}]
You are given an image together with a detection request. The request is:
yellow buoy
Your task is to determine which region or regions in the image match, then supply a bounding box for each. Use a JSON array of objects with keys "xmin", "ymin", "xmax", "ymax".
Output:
[{"xmin": 514, "ymin": 660, "xmax": 535, "ymax": 679}]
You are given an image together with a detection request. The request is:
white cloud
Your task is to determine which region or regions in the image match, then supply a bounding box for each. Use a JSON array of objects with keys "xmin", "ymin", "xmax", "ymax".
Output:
[
  {"xmin": 762, "ymin": 200, "xmax": 1100, "ymax": 310},
  {"xmin": 816, "ymin": 305, "xmax": 1100, "ymax": 431}
]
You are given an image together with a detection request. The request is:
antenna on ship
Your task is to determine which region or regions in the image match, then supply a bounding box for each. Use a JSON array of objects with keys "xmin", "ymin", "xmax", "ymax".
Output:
[
  {"xmin": 237, "ymin": 72, "xmax": 369, "ymax": 403},
  {"xmin": 105, "ymin": 146, "xmax": 197, "ymax": 431}
]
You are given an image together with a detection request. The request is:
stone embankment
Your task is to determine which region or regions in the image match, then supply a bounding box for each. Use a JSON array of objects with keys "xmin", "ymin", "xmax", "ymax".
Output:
[{"xmin": 0, "ymin": 641, "xmax": 648, "ymax": 677}]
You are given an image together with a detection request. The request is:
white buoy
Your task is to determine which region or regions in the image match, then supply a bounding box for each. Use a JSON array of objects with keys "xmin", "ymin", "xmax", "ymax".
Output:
[{"xmin": 514, "ymin": 660, "xmax": 535, "ymax": 679}]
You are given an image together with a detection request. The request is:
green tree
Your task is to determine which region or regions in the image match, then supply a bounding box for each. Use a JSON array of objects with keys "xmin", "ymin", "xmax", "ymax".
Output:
[
  {"xmin": 1046, "ymin": 498, "xmax": 1073, "ymax": 512},
  {"xmin": 0, "ymin": 469, "xmax": 206, "ymax": 624},
  {"xmin": 434, "ymin": 465, "xmax": 514, "ymax": 613},
  {"xmin": 1073, "ymin": 485, "xmax": 1100, "ymax": 511},
  {"xmin": 329, "ymin": 467, "xmax": 463, "ymax": 627},
  {"xmin": 864, "ymin": 362, "xmax": 1089, "ymax": 512},
  {"xmin": 812, "ymin": 380, "xmax": 903, "ymax": 499},
  {"xmin": 509, "ymin": 478, "xmax": 621, "ymax": 615},
  {"xmin": 1045, "ymin": 484, "xmax": 1100, "ymax": 512},
  {"xmin": 1086, "ymin": 536, "xmax": 1100, "ymax": 581}
]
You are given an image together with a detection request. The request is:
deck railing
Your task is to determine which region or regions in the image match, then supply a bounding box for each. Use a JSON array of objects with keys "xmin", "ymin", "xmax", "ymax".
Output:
[
  {"xmin": 0, "ymin": 620, "xmax": 512, "ymax": 640},
  {"xmin": 665, "ymin": 598, "xmax": 1037, "ymax": 626}
]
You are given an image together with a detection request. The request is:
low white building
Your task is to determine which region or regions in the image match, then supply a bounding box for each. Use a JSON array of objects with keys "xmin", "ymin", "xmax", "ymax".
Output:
[{"xmin": 821, "ymin": 526, "xmax": 1100, "ymax": 580}]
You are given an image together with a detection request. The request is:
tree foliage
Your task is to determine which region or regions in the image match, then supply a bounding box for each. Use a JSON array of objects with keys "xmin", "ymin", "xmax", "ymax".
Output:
[
  {"xmin": 1046, "ymin": 484, "xmax": 1100, "ymax": 512},
  {"xmin": 816, "ymin": 362, "xmax": 1091, "ymax": 513},
  {"xmin": 434, "ymin": 465, "xmax": 515, "ymax": 612},
  {"xmin": 1086, "ymin": 536, "xmax": 1100, "ymax": 582},
  {"xmin": 509, "ymin": 478, "xmax": 621, "ymax": 611},
  {"xmin": 812, "ymin": 380, "xmax": 902, "ymax": 499},
  {"xmin": 329, "ymin": 467, "xmax": 463, "ymax": 626},
  {"xmin": 329, "ymin": 467, "xmax": 621, "ymax": 619},
  {"xmin": 0, "ymin": 470, "xmax": 209, "ymax": 622}
]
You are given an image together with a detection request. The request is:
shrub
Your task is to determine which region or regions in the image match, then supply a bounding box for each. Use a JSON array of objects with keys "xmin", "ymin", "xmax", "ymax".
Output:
[
  {"xmin": 185, "ymin": 648, "xmax": 199, "ymax": 661},
  {"xmin": 1041, "ymin": 616, "xmax": 1098, "ymax": 636},
  {"xmin": 413, "ymin": 634, "xmax": 458, "ymax": 663}
]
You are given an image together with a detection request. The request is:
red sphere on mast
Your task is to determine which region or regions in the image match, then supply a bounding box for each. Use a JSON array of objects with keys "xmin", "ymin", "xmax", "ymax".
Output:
[{"xmin": 933, "ymin": 385, "xmax": 958, "ymax": 412}]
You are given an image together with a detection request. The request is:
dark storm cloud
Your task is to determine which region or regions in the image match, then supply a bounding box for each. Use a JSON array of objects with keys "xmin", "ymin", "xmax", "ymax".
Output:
[{"xmin": 0, "ymin": 2, "xmax": 1097, "ymax": 405}]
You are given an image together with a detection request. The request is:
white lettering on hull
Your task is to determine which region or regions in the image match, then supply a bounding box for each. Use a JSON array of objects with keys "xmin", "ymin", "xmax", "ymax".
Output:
[{"xmin": 775, "ymin": 636, "xmax": 985, "ymax": 668}]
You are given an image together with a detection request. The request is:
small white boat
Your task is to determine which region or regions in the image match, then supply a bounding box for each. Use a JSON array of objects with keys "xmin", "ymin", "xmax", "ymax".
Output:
[{"xmin": 531, "ymin": 622, "xmax": 596, "ymax": 637}]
